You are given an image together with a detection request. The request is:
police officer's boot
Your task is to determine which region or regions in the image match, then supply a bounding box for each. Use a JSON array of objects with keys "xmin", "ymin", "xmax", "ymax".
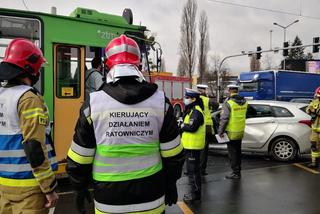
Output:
[{"xmin": 183, "ymin": 192, "xmax": 201, "ymax": 204}]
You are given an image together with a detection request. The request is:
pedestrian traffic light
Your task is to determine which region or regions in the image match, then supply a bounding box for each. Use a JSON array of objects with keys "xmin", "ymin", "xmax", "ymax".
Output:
[
  {"xmin": 256, "ymin": 46, "xmax": 262, "ymax": 60},
  {"xmin": 313, "ymin": 37, "xmax": 320, "ymax": 53},
  {"xmin": 283, "ymin": 42, "xmax": 289, "ymax": 56}
]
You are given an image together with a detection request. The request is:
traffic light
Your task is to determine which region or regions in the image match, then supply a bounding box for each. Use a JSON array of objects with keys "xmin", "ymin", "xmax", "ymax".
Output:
[
  {"xmin": 313, "ymin": 37, "xmax": 320, "ymax": 53},
  {"xmin": 283, "ymin": 42, "xmax": 289, "ymax": 56},
  {"xmin": 256, "ymin": 46, "xmax": 262, "ymax": 60}
]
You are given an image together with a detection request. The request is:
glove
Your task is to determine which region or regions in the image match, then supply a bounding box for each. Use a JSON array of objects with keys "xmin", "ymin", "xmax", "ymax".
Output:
[
  {"xmin": 165, "ymin": 184, "xmax": 178, "ymax": 206},
  {"xmin": 75, "ymin": 189, "xmax": 92, "ymax": 214}
]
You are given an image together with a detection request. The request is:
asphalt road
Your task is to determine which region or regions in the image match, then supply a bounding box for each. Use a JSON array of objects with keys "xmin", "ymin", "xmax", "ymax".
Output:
[{"xmin": 53, "ymin": 151, "xmax": 311, "ymax": 214}]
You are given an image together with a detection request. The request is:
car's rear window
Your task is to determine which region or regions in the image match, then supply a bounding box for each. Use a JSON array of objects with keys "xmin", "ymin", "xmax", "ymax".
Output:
[{"xmin": 272, "ymin": 106, "xmax": 293, "ymax": 117}]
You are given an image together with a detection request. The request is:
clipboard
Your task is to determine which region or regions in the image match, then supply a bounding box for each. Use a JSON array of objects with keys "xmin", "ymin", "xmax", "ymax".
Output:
[{"xmin": 215, "ymin": 133, "xmax": 229, "ymax": 144}]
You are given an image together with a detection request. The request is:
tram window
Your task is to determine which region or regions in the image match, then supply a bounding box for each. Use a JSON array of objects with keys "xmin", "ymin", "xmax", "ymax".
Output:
[
  {"xmin": 56, "ymin": 46, "xmax": 81, "ymax": 98},
  {"xmin": 0, "ymin": 16, "xmax": 43, "ymax": 93},
  {"xmin": 85, "ymin": 46, "xmax": 104, "ymax": 73}
]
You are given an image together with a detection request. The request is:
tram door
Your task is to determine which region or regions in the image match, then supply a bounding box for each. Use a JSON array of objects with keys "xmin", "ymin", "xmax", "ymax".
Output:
[{"xmin": 53, "ymin": 45, "xmax": 85, "ymax": 162}]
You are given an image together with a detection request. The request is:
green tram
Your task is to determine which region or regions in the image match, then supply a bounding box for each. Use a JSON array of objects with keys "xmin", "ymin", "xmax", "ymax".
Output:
[{"xmin": 0, "ymin": 7, "xmax": 151, "ymax": 175}]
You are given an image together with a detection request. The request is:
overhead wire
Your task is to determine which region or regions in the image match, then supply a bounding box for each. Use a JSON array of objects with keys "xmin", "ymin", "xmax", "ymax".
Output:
[{"xmin": 207, "ymin": 0, "xmax": 320, "ymax": 20}]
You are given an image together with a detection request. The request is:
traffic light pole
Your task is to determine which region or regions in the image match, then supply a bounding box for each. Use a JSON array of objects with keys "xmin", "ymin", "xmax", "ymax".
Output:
[{"xmin": 217, "ymin": 42, "xmax": 320, "ymax": 103}]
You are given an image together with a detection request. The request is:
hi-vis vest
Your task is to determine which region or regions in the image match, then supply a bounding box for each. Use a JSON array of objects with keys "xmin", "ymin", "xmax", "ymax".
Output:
[
  {"xmin": 0, "ymin": 85, "xmax": 57, "ymax": 187},
  {"xmin": 181, "ymin": 105, "xmax": 206, "ymax": 150},
  {"xmin": 90, "ymin": 90, "xmax": 165, "ymax": 182},
  {"xmin": 200, "ymin": 95, "xmax": 213, "ymax": 126},
  {"xmin": 226, "ymin": 99, "xmax": 248, "ymax": 140}
]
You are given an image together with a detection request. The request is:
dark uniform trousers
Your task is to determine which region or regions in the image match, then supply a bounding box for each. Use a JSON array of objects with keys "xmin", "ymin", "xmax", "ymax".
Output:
[
  {"xmin": 226, "ymin": 139, "xmax": 242, "ymax": 175},
  {"xmin": 200, "ymin": 125, "xmax": 213, "ymax": 173},
  {"xmin": 186, "ymin": 149, "xmax": 201, "ymax": 197}
]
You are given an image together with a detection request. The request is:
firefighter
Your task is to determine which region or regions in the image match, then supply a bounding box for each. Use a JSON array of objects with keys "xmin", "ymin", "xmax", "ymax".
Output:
[
  {"xmin": 66, "ymin": 35, "xmax": 185, "ymax": 214},
  {"xmin": 196, "ymin": 84, "xmax": 219, "ymax": 175},
  {"xmin": 181, "ymin": 88, "xmax": 205, "ymax": 203},
  {"xmin": 306, "ymin": 87, "xmax": 320, "ymax": 168},
  {"xmin": 218, "ymin": 84, "xmax": 247, "ymax": 179},
  {"xmin": 0, "ymin": 38, "xmax": 58, "ymax": 213}
]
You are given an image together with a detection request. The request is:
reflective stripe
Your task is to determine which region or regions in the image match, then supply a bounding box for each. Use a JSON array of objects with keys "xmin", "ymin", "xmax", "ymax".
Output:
[
  {"xmin": 0, "ymin": 144, "xmax": 54, "ymax": 157},
  {"xmin": 24, "ymin": 113, "xmax": 45, "ymax": 119},
  {"xmin": 94, "ymin": 154, "xmax": 161, "ymax": 173},
  {"xmin": 95, "ymin": 204, "xmax": 165, "ymax": 214},
  {"xmin": 21, "ymin": 108, "xmax": 43, "ymax": 115},
  {"xmin": 86, "ymin": 117, "xmax": 92, "ymax": 125},
  {"xmin": 0, "ymin": 150, "xmax": 25, "ymax": 157},
  {"xmin": 0, "ymin": 163, "xmax": 31, "ymax": 172},
  {"xmin": 70, "ymin": 141, "xmax": 95, "ymax": 157},
  {"xmin": 0, "ymin": 157, "xmax": 57, "ymax": 172},
  {"xmin": 0, "ymin": 177, "xmax": 38, "ymax": 187},
  {"xmin": 160, "ymin": 143, "xmax": 183, "ymax": 158},
  {"xmin": 96, "ymin": 142, "xmax": 160, "ymax": 158},
  {"xmin": 94, "ymin": 195, "xmax": 164, "ymax": 213},
  {"xmin": 49, "ymin": 157, "xmax": 58, "ymax": 166},
  {"xmin": 311, "ymin": 151, "xmax": 320, "ymax": 158},
  {"xmin": 33, "ymin": 167, "xmax": 54, "ymax": 181},
  {"xmin": 160, "ymin": 135, "xmax": 180, "ymax": 151},
  {"xmin": 68, "ymin": 149, "xmax": 94, "ymax": 164},
  {"xmin": 95, "ymin": 153, "xmax": 158, "ymax": 165},
  {"xmin": 106, "ymin": 44, "xmax": 140, "ymax": 59},
  {"xmin": 22, "ymin": 108, "xmax": 45, "ymax": 119},
  {"xmin": 83, "ymin": 107, "xmax": 93, "ymax": 125}
]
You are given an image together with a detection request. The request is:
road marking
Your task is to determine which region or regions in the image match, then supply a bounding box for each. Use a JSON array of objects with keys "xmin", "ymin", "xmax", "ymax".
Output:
[
  {"xmin": 293, "ymin": 163, "xmax": 320, "ymax": 174},
  {"xmin": 49, "ymin": 208, "xmax": 55, "ymax": 214},
  {"xmin": 177, "ymin": 201, "xmax": 194, "ymax": 214}
]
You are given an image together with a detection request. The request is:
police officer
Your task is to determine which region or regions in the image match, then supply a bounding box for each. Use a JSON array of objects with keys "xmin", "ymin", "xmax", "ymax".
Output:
[
  {"xmin": 306, "ymin": 87, "xmax": 320, "ymax": 168},
  {"xmin": 196, "ymin": 84, "xmax": 219, "ymax": 175},
  {"xmin": 181, "ymin": 88, "xmax": 205, "ymax": 203},
  {"xmin": 0, "ymin": 38, "xmax": 58, "ymax": 213},
  {"xmin": 218, "ymin": 84, "xmax": 247, "ymax": 179},
  {"xmin": 66, "ymin": 35, "xmax": 184, "ymax": 214}
]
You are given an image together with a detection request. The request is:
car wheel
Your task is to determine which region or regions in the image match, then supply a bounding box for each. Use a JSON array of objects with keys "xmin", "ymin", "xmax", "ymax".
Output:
[{"xmin": 270, "ymin": 137, "xmax": 298, "ymax": 162}]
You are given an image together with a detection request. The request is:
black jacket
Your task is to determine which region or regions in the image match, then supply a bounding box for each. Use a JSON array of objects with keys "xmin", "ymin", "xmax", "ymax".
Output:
[{"xmin": 66, "ymin": 78, "xmax": 184, "ymax": 207}]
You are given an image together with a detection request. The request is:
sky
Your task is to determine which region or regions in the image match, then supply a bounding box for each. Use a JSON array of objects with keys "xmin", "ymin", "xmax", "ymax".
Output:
[{"xmin": 1, "ymin": 0, "xmax": 320, "ymax": 76}]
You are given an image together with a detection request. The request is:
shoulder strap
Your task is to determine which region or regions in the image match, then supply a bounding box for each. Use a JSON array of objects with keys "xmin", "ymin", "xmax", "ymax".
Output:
[{"xmin": 85, "ymin": 70, "xmax": 98, "ymax": 82}]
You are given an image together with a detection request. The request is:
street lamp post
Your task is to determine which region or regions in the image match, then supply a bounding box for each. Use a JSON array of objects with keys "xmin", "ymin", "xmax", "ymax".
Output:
[
  {"xmin": 269, "ymin": 30, "xmax": 273, "ymax": 50},
  {"xmin": 273, "ymin": 20, "xmax": 299, "ymax": 69}
]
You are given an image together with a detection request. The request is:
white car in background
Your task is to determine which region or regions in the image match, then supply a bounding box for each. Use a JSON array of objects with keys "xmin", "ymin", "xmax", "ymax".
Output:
[{"xmin": 211, "ymin": 100, "xmax": 311, "ymax": 162}]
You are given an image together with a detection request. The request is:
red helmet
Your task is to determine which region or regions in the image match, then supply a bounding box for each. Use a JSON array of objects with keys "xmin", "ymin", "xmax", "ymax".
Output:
[
  {"xmin": 315, "ymin": 87, "xmax": 320, "ymax": 97},
  {"xmin": 1, "ymin": 38, "xmax": 45, "ymax": 79},
  {"xmin": 105, "ymin": 35, "xmax": 140, "ymax": 69}
]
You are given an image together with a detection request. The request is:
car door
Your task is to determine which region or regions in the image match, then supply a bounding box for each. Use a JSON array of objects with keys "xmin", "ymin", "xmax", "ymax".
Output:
[{"xmin": 243, "ymin": 104, "xmax": 278, "ymax": 149}]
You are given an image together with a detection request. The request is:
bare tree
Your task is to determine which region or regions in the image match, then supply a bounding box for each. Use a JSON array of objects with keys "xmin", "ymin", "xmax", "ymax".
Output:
[
  {"xmin": 178, "ymin": 0, "xmax": 197, "ymax": 87},
  {"xmin": 250, "ymin": 55, "xmax": 261, "ymax": 71},
  {"xmin": 207, "ymin": 54, "xmax": 229, "ymax": 100},
  {"xmin": 177, "ymin": 56, "xmax": 187, "ymax": 76},
  {"xmin": 262, "ymin": 54, "xmax": 276, "ymax": 70},
  {"xmin": 198, "ymin": 10, "xmax": 209, "ymax": 84}
]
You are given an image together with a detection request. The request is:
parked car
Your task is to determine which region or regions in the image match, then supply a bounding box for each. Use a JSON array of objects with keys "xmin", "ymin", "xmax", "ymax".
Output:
[{"xmin": 210, "ymin": 100, "xmax": 311, "ymax": 162}]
